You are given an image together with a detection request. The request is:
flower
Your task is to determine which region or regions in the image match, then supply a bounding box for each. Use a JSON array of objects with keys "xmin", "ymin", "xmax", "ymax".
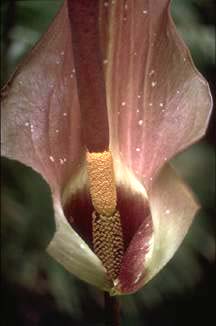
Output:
[{"xmin": 1, "ymin": 0, "xmax": 212, "ymax": 295}]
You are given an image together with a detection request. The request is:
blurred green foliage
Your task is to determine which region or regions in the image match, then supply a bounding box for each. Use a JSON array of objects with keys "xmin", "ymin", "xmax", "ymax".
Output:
[
  {"xmin": 172, "ymin": 0, "xmax": 215, "ymax": 68},
  {"xmin": 1, "ymin": 0, "xmax": 63, "ymax": 85},
  {"xmin": 1, "ymin": 1, "xmax": 215, "ymax": 325}
]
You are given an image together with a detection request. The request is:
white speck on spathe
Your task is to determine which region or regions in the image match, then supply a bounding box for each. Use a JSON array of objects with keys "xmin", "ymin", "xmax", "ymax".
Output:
[
  {"xmin": 55, "ymin": 129, "xmax": 59, "ymax": 133},
  {"xmin": 162, "ymin": 109, "xmax": 166, "ymax": 113},
  {"xmin": 121, "ymin": 101, "xmax": 126, "ymax": 106},
  {"xmin": 138, "ymin": 120, "xmax": 143, "ymax": 126},
  {"xmin": 124, "ymin": 4, "xmax": 128, "ymax": 10},
  {"xmin": 136, "ymin": 147, "xmax": 141, "ymax": 152},
  {"xmin": 149, "ymin": 102, "xmax": 153, "ymax": 106},
  {"xmin": 149, "ymin": 69, "xmax": 155, "ymax": 76},
  {"xmin": 159, "ymin": 102, "xmax": 164, "ymax": 107},
  {"xmin": 69, "ymin": 215, "xmax": 74, "ymax": 223},
  {"xmin": 63, "ymin": 112, "xmax": 67, "ymax": 116},
  {"xmin": 56, "ymin": 59, "xmax": 60, "ymax": 65},
  {"xmin": 151, "ymin": 81, "xmax": 157, "ymax": 87},
  {"xmin": 103, "ymin": 59, "xmax": 108, "ymax": 65},
  {"xmin": 177, "ymin": 90, "xmax": 180, "ymax": 94},
  {"xmin": 25, "ymin": 122, "xmax": 29, "ymax": 127},
  {"xmin": 164, "ymin": 157, "xmax": 167, "ymax": 161},
  {"xmin": 60, "ymin": 51, "xmax": 64, "ymax": 56},
  {"xmin": 104, "ymin": 1, "xmax": 109, "ymax": 7},
  {"xmin": 142, "ymin": 10, "xmax": 148, "ymax": 14},
  {"xmin": 72, "ymin": 68, "xmax": 76, "ymax": 73},
  {"xmin": 134, "ymin": 272, "xmax": 142, "ymax": 284},
  {"xmin": 146, "ymin": 223, "xmax": 149, "ymax": 228},
  {"xmin": 165, "ymin": 209, "xmax": 170, "ymax": 214},
  {"xmin": 63, "ymin": 158, "xmax": 67, "ymax": 162},
  {"xmin": 30, "ymin": 124, "xmax": 34, "ymax": 133},
  {"xmin": 136, "ymin": 109, "xmax": 140, "ymax": 113},
  {"xmin": 49, "ymin": 156, "xmax": 55, "ymax": 162},
  {"xmin": 70, "ymin": 73, "xmax": 74, "ymax": 79},
  {"xmin": 59, "ymin": 158, "xmax": 64, "ymax": 165},
  {"xmin": 137, "ymin": 94, "xmax": 141, "ymax": 99},
  {"xmin": 80, "ymin": 243, "xmax": 85, "ymax": 249}
]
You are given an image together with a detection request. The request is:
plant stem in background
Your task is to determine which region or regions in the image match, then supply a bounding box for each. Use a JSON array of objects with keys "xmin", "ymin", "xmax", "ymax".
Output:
[{"xmin": 104, "ymin": 292, "xmax": 121, "ymax": 326}]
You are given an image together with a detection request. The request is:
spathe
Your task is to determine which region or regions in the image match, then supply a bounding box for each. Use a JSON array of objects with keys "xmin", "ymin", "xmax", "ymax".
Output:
[
  {"xmin": 100, "ymin": 0, "xmax": 212, "ymax": 189},
  {"xmin": 1, "ymin": 0, "xmax": 212, "ymax": 294}
]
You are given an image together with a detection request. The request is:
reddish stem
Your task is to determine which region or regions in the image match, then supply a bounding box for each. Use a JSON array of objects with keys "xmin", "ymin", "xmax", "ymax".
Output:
[{"xmin": 104, "ymin": 292, "xmax": 121, "ymax": 326}]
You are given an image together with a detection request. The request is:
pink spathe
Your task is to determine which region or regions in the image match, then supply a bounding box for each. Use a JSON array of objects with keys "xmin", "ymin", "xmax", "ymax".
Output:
[{"xmin": 1, "ymin": 0, "xmax": 212, "ymax": 294}]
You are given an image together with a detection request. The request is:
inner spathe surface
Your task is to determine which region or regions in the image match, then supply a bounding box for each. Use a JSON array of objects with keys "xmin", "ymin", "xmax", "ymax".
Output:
[{"xmin": 63, "ymin": 184, "xmax": 151, "ymax": 252}]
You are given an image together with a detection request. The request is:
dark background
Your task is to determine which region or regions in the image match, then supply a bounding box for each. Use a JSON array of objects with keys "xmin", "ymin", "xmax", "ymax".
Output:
[{"xmin": 1, "ymin": 1, "xmax": 215, "ymax": 325}]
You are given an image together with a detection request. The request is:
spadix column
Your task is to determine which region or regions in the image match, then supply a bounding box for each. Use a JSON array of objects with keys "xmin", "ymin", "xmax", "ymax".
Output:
[{"xmin": 68, "ymin": 0, "xmax": 124, "ymax": 280}]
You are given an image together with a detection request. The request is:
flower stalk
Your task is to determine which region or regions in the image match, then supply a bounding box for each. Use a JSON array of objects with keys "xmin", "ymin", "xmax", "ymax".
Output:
[{"xmin": 104, "ymin": 292, "xmax": 121, "ymax": 326}]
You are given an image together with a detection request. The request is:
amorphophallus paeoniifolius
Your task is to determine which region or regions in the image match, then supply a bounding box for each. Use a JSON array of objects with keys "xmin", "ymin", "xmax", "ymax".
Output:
[{"xmin": 1, "ymin": 0, "xmax": 212, "ymax": 295}]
